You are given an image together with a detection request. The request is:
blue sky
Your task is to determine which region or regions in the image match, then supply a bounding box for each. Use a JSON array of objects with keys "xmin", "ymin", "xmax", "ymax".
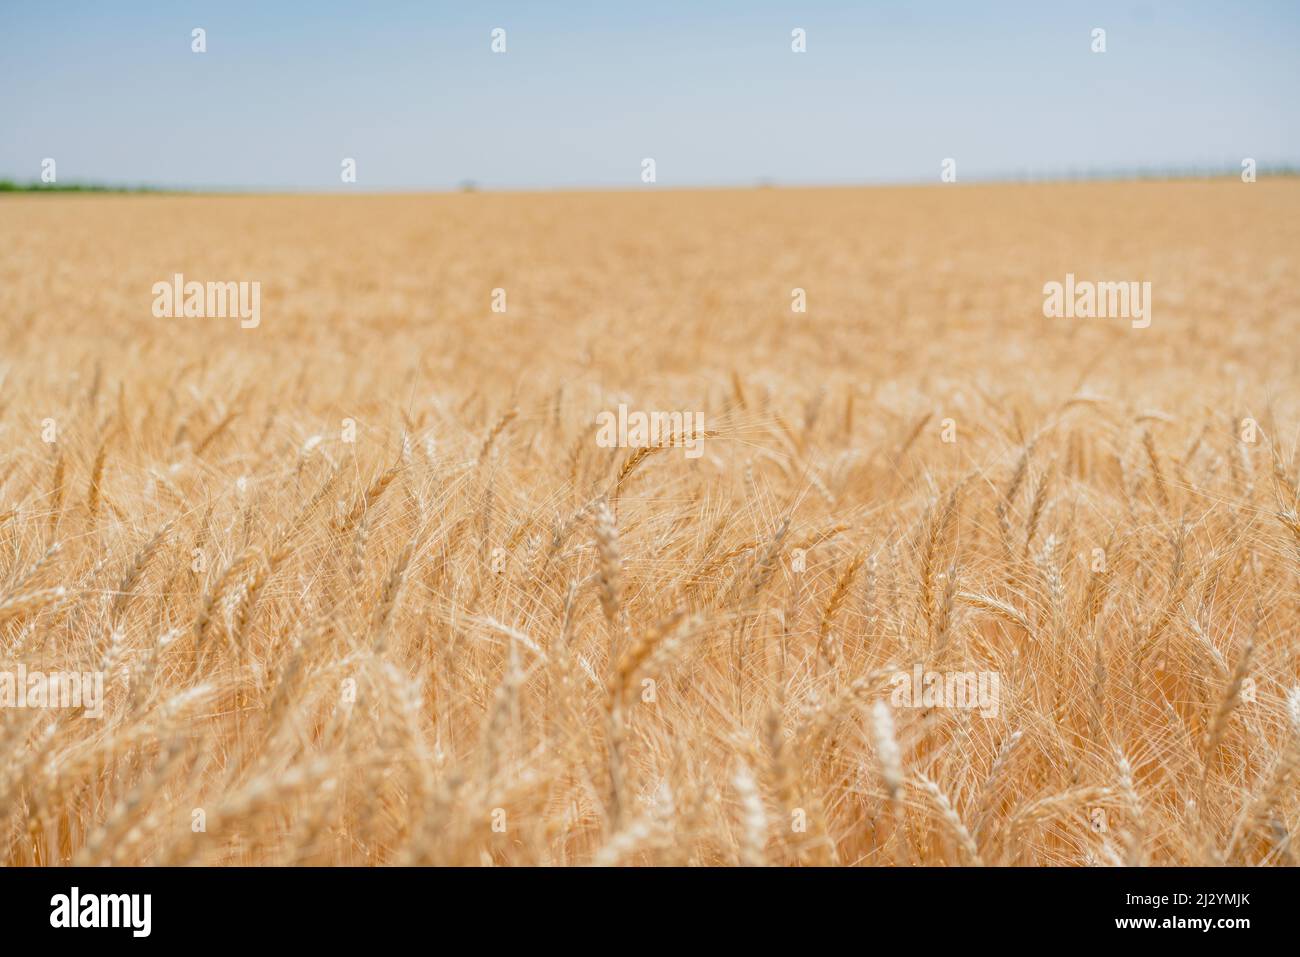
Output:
[{"xmin": 1, "ymin": 1, "xmax": 1297, "ymax": 190}]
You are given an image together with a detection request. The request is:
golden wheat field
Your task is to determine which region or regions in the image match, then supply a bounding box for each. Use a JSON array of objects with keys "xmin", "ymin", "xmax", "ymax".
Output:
[{"xmin": 1, "ymin": 180, "xmax": 1298, "ymax": 866}]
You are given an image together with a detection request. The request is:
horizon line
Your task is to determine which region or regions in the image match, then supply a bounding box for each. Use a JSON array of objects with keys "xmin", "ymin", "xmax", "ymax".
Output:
[{"xmin": 4, "ymin": 163, "xmax": 1298, "ymax": 197}]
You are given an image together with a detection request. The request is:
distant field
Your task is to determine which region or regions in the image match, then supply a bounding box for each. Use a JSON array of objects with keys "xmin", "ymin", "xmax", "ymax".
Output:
[{"xmin": 1, "ymin": 181, "xmax": 1298, "ymax": 865}]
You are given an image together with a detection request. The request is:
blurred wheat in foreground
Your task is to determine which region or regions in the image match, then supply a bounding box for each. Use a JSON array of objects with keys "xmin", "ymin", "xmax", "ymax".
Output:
[{"xmin": 1, "ymin": 181, "xmax": 1298, "ymax": 865}]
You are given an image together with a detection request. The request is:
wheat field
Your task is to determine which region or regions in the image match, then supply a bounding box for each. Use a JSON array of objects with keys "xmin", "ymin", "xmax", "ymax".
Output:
[{"xmin": 1, "ymin": 180, "xmax": 1298, "ymax": 866}]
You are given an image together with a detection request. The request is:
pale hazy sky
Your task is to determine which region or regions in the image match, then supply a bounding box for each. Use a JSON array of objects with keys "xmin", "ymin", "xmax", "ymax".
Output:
[{"xmin": 2, "ymin": 0, "xmax": 1297, "ymax": 190}]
